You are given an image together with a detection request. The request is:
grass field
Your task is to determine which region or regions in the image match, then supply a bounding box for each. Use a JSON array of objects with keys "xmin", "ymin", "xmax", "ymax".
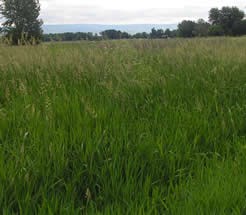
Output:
[{"xmin": 0, "ymin": 38, "xmax": 246, "ymax": 214}]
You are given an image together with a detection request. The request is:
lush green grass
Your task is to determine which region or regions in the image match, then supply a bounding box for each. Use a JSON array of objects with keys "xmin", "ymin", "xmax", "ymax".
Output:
[{"xmin": 0, "ymin": 38, "xmax": 246, "ymax": 214}]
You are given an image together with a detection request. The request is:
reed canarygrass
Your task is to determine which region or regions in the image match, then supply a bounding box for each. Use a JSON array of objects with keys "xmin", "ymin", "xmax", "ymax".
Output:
[{"xmin": 0, "ymin": 38, "xmax": 246, "ymax": 214}]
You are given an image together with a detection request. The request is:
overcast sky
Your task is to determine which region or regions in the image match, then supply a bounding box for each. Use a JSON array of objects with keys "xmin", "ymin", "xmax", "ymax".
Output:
[{"xmin": 40, "ymin": 0, "xmax": 246, "ymax": 24}]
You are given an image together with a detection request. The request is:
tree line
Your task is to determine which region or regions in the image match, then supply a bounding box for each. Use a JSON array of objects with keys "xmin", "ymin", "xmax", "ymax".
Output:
[
  {"xmin": 0, "ymin": 0, "xmax": 246, "ymax": 45},
  {"xmin": 43, "ymin": 29, "xmax": 178, "ymax": 42}
]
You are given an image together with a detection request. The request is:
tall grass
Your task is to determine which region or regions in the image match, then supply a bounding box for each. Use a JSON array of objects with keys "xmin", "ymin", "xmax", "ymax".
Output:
[{"xmin": 0, "ymin": 38, "xmax": 246, "ymax": 214}]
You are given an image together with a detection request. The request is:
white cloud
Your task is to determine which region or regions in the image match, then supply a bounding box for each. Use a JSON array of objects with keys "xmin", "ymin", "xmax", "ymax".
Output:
[{"xmin": 39, "ymin": 0, "xmax": 246, "ymax": 24}]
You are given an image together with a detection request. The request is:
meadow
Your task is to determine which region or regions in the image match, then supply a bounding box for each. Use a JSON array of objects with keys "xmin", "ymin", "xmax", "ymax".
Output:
[{"xmin": 0, "ymin": 38, "xmax": 246, "ymax": 214}]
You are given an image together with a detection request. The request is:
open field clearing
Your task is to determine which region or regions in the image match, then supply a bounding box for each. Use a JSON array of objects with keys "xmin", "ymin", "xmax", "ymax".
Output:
[{"xmin": 0, "ymin": 38, "xmax": 246, "ymax": 214}]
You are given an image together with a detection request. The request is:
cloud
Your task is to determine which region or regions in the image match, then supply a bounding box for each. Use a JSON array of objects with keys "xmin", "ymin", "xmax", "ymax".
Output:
[
  {"xmin": 40, "ymin": 5, "xmax": 209, "ymax": 24},
  {"xmin": 39, "ymin": 0, "xmax": 246, "ymax": 24}
]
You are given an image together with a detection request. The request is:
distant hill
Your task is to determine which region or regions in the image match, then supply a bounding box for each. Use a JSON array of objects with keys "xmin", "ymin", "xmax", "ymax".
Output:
[{"xmin": 43, "ymin": 24, "xmax": 177, "ymax": 34}]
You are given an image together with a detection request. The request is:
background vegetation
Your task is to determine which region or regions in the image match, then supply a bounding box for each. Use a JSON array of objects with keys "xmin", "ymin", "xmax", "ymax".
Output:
[{"xmin": 0, "ymin": 38, "xmax": 246, "ymax": 214}]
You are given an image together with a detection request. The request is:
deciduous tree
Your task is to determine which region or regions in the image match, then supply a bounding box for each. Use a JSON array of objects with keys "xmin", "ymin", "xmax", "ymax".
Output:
[{"xmin": 0, "ymin": 0, "xmax": 43, "ymax": 45}]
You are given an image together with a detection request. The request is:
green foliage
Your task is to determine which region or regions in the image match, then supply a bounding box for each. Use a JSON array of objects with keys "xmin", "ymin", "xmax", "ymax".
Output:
[
  {"xmin": 209, "ymin": 7, "xmax": 245, "ymax": 35},
  {"xmin": 194, "ymin": 19, "xmax": 210, "ymax": 37},
  {"xmin": 43, "ymin": 32, "xmax": 100, "ymax": 42},
  {"xmin": 208, "ymin": 25, "xmax": 225, "ymax": 36},
  {"xmin": 164, "ymin": 28, "xmax": 171, "ymax": 37},
  {"xmin": 150, "ymin": 28, "xmax": 167, "ymax": 38},
  {"xmin": 232, "ymin": 20, "xmax": 246, "ymax": 36},
  {"xmin": 133, "ymin": 32, "xmax": 149, "ymax": 39},
  {"xmin": 209, "ymin": 8, "xmax": 221, "ymax": 25},
  {"xmin": 100, "ymin": 29, "xmax": 131, "ymax": 39},
  {"xmin": 0, "ymin": 38, "xmax": 246, "ymax": 213},
  {"xmin": 178, "ymin": 20, "xmax": 196, "ymax": 37},
  {"xmin": 0, "ymin": 0, "xmax": 43, "ymax": 45}
]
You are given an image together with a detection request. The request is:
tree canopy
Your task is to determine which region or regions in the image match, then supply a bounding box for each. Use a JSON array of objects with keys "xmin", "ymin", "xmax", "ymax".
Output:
[
  {"xmin": 0, "ymin": 0, "xmax": 43, "ymax": 45},
  {"xmin": 232, "ymin": 20, "xmax": 246, "ymax": 36},
  {"xmin": 178, "ymin": 20, "xmax": 196, "ymax": 37},
  {"xmin": 209, "ymin": 7, "xmax": 245, "ymax": 35},
  {"xmin": 177, "ymin": 6, "xmax": 245, "ymax": 38},
  {"xmin": 194, "ymin": 19, "xmax": 210, "ymax": 37},
  {"xmin": 100, "ymin": 30, "xmax": 131, "ymax": 40}
]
